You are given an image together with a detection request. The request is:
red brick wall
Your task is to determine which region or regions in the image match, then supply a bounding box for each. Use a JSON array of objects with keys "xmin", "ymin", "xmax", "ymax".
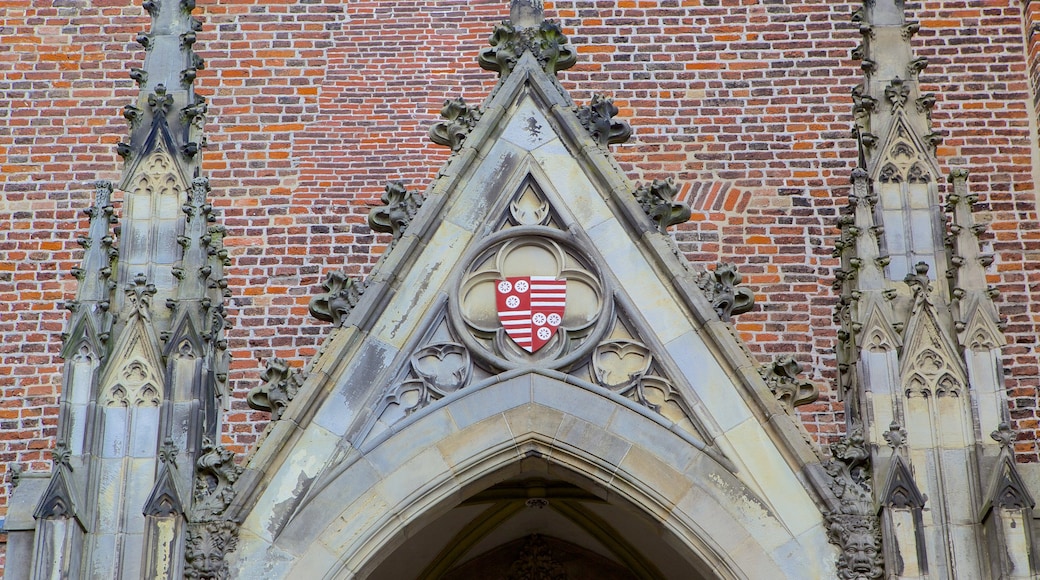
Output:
[{"xmin": 2, "ymin": 0, "xmax": 1038, "ymax": 569}]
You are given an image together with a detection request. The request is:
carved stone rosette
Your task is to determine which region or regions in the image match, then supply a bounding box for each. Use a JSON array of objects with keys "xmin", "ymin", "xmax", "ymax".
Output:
[{"xmin": 453, "ymin": 228, "xmax": 611, "ymax": 371}]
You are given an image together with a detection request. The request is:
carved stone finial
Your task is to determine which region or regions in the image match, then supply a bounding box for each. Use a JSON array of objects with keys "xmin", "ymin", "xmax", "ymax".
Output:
[
  {"xmin": 308, "ymin": 270, "xmax": 364, "ymax": 327},
  {"xmin": 883, "ymin": 421, "xmax": 907, "ymax": 449},
  {"xmin": 576, "ymin": 94, "xmax": 632, "ymax": 147},
  {"xmin": 246, "ymin": 358, "xmax": 303, "ymax": 421},
  {"xmin": 126, "ymin": 273, "xmax": 158, "ymax": 320},
  {"xmin": 429, "ymin": 97, "xmax": 481, "ymax": 151},
  {"xmin": 158, "ymin": 437, "xmax": 179, "ymax": 466},
  {"xmin": 695, "ymin": 262, "xmax": 755, "ymax": 322},
  {"xmin": 368, "ymin": 181, "xmax": 421, "ymax": 241},
  {"xmin": 633, "ymin": 178, "xmax": 690, "ymax": 234},
  {"xmin": 759, "ymin": 355, "xmax": 818, "ymax": 412},
  {"xmin": 903, "ymin": 261, "xmax": 931, "ymax": 295},
  {"xmin": 883, "ymin": 77, "xmax": 910, "ymax": 109},
  {"xmin": 478, "ymin": 16, "xmax": 576, "ymax": 77},
  {"xmin": 990, "ymin": 422, "xmax": 1015, "ymax": 449}
]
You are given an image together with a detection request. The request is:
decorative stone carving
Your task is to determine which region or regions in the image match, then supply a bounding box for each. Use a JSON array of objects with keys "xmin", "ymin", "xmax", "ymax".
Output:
[
  {"xmin": 758, "ymin": 355, "xmax": 818, "ymax": 412},
  {"xmin": 508, "ymin": 186, "xmax": 552, "ymax": 227},
  {"xmin": 308, "ymin": 270, "xmax": 364, "ymax": 327},
  {"xmin": 632, "ymin": 178, "xmax": 690, "ymax": 234},
  {"xmin": 455, "ymin": 231, "xmax": 609, "ymax": 370},
  {"xmin": 192, "ymin": 440, "xmax": 241, "ymax": 518},
  {"xmin": 247, "ymin": 358, "xmax": 303, "ymax": 421},
  {"xmin": 478, "ymin": 17, "xmax": 576, "ymax": 77},
  {"xmin": 883, "ymin": 421, "xmax": 907, "ymax": 449},
  {"xmin": 185, "ymin": 519, "xmax": 239, "ymax": 580},
  {"xmin": 387, "ymin": 342, "xmax": 473, "ymax": 415},
  {"xmin": 823, "ymin": 426, "xmax": 884, "ymax": 580},
  {"xmin": 368, "ymin": 181, "xmax": 421, "ymax": 241},
  {"xmin": 576, "ymin": 94, "xmax": 632, "ymax": 147},
  {"xmin": 883, "ymin": 78, "xmax": 910, "ymax": 109},
  {"xmin": 429, "ymin": 97, "xmax": 481, "ymax": 151},
  {"xmin": 507, "ymin": 535, "xmax": 567, "ymax": 580},
  {"xmin": 695, "ymin": 262, "xmax": 755, "ymax": 322},
  {"xmin": 590, "ymin": 339, "xmax": 690, "ymax": 419},
  {"xmin": 185, "ymin": 439, "xmax": 242, "ymax": 580}
]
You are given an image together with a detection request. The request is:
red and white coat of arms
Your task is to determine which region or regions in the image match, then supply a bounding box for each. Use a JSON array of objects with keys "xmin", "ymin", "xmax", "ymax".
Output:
[{"xmin": 495, "ymin": 276, "xmax": 566, "ymax": 353}]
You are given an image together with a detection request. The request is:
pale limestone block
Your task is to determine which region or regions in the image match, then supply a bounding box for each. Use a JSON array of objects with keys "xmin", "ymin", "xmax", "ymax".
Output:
[
  {"xmin": 606, "ymin": 407, "xmax": 698, "ymax": 472},
  {"xmin": 530, "ymin": 379, "xmax": 616, "ymax": 427},
  {"xmin": 940, "ymin": 448, "xmax": 981, "ymax": 525},
  {"xmin": 124, "ymin": 457, "xmax": 156, "ymax": 533},
  {"xmin": 129, "ymin": 405, "xmax": 159, "ymax": 457},
  {"xmin": 370, "ymin": 220, "xmax": 471, "ymax": 349},
  {"xmin": 100, "ymin": 406, "xmax": 128, "ymax": 457},
  {"xmin": 716, "ymin": 418, "xmax": 820, "ymax": 538},
  {"xmin": 372, "ymin": 449, "xmax": 453, "ymax": 510},
  {"xmin": 240, "ymin": 421, "xmax": 342, "ymax": 545},
  {"xmin": 436, "ymin": 413, "xmax": 517, "ymax": 469},
  {"xmin": 553, "ymin": 414, "xmax": 631, "ymax": 469},
  {"xmin": 612, "ymin": 451, "xmax": 692, "ymax": 518},
  {"xmin": 313, "ymin": 340, "xmax": 396, "ymax": 438},
  {"xmin": 317, "ymin": 489, "xmax": 394, "ymax": 558},
  {"xmin": 998, "ymin": 509, "xmax": 1034, "ymax": 578},
  {"xmin": 445, "ymin": 375, "xmax": 532, "ymax": 430},
  {"xmin": 937, "ymin": 396, "xmax": 972, "ymax": 448},
  {"xmin": 288, "ymin": 541, "xmax": 344, "ymax": 580},
  {"xmin": 889, "ymin": 509, "xmax": 924, "ymax": 575},
  {"xmin": 685, "ymin": 461, "xmax": 789, "ymax": 556},
  {"xmin": 120, "ymin": 532, "xmax": 145, "ymax": 579},
  {"xmin": 967, "ymin": 348, "xmax": 1005, "ymax": 437},
  {"xmin": 502, "ymin": 403, "xmax": 565, "ymax": 440},
  {"xmin": 665, "ymin": 330, "xmax": 753, "ymax": 432},
  {"xmin": 673, "ymin": 479, "xmax": 753, "ymax": 558},
  {"xmin": 443, "ymin": 139, "xmax": 525, "ymax": 231},
  {"xmin": 226, "ymin": 529, "xmax": 294, "ymax": 580},
  {"xmin": 947, "ymin": 523, "xmax": 985, "ymax": 576},
  {"xmin": 275, "ymin": 455, "xmax": 382, "ymax": 558},
  {"xmin": 500, "ymin": 97, "xmax": 556, "ymax": 151},
  {"xmin": 587, "ymin": 219, "xmax": 690, "ymax": 346},
  {"xmin": 529, "ymin": 140, "xmax": 613, "ymax": 232},
  {"xmin": 96, "ymin": 459, "xmax": 125, "ymax": 532},
  {"xmin": 364, "ymin": 410, "xmax": 456, "ymax": 473}
]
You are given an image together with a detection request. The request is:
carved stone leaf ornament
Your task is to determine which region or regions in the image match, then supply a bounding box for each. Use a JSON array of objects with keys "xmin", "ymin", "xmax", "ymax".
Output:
[
  {"xmin": 246, "ymin": 357, "xmax": 303, "ymax": 421},
  {"xmin": 309, "ymin": 270, "xmax": 364, "ymax": 327},
  {"xmin": 455, "ymin": 231, "xmax": 609, "ymax": 370},
  {"xmin": 696, "ymin": 262, "xmax": 755, "ymax": 322},
  {"xmin": 478, "ymin": 17, "xmax": 576, "ymax": 77},
  {"xmin": 576, "ymin": 94, "xmax": 632, "ymax": 147},
  {"xmin": 429, "ymin": 97, "xmax": 481, "ymax": 151},
  {"xmin": 368, "ymin": 180, "xmax": 421, "ymax": 241},
  {"xmin": 759, "ymin": 355, "xmax": 819, "ymax": 412},
  {"xmin": 633, "ymin": 178, "xmax": 691, "ymax": 234}
]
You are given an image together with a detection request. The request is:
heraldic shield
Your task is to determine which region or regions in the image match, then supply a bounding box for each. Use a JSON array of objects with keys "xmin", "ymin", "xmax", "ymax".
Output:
[{"xmin": 495, "ymin": 276, "xmax": 567, "ymax": 353}]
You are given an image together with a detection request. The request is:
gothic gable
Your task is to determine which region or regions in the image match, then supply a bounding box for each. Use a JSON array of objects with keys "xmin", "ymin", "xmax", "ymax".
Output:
[{"xmin": 227, "ymin": 9, "xmax": 834, "ymax": 579}]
